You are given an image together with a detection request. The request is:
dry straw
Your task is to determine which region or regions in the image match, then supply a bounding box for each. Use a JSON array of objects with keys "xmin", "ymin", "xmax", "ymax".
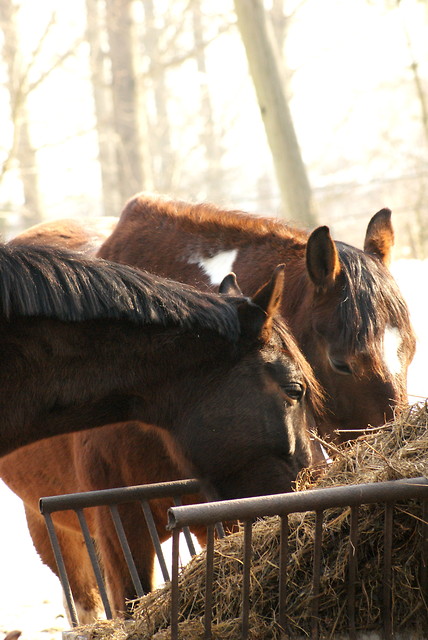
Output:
[{"xmin": 77, "ymin": 402, "xmax": 428, "ymax": 639}]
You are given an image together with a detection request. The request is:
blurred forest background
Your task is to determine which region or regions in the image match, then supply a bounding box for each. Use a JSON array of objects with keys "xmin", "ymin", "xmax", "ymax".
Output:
[{"xmin": 0, "ymin": 0, "xmax": 427, "ymax": 257}]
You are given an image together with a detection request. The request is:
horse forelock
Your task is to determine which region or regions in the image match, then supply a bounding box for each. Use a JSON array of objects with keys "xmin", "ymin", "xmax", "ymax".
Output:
[
  {"xmin": 0, "ymin": 244, "xmax": 241, "ymax": 342},
  {"xmin": 336, "ymin": 242, "xmax": 415, "ymax": 374}
]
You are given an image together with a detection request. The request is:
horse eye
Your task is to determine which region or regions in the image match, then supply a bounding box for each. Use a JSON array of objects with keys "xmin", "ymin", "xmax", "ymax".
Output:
[
  {"xmin": 282, "ymin": 382, "xmax": 305, "ymax": 401},
  {"xmin": 329, "ymin": 356, "xmax": 352, "ymax": 376}
]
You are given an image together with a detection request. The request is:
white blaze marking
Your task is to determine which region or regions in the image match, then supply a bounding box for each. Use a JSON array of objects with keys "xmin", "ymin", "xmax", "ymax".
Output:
[
  {"xmin": 383, "ymin": 326, "xmax": 402, "ymax": 376},
  {"xmin": 189, "ymin": 249, "xmax": 238, "ymax": 286}
]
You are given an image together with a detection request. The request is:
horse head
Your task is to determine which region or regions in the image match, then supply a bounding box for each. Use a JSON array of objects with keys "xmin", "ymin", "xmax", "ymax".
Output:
[
  {"xmin": 304, "ymin": 209, "xmax": 415, "ymax": 443},
  {"xmin": 176, "ymin": 265, "xmax": 322, "ymax": 500}
]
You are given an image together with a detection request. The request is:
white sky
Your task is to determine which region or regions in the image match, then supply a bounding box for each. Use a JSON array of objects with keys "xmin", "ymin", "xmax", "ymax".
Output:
[{"xmin": 1, "ymin": 0, "xmax": 427, "ymax": 229}]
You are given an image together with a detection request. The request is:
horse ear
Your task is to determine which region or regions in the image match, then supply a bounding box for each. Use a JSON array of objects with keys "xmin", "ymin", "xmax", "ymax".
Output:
[
  {"xmin": 218, "ymin": 272, "xmax": 243, "ymax": 296},
  {"xmin": 237, "ymin": 265, "xmax": 285, "ymax": 339},
  {"xmin": 251, "ymin": 264, "xmax": 285, "ymax": 316},
  {"xmin": 306, "ymin": 226, "xmax": 341, "ymax": 291},
  {"xmin": 363, "ymin": 208, "xmax": 394, "ymax": 266}
]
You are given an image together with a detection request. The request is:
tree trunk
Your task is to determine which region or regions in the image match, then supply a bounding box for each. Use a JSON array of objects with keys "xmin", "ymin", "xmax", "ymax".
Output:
[
  {"xmin": 105, "ymin": 0, "xmax": 145, "ymax": 202},
  {"xmin": 16, "ymin": 110, "xmax": 42, "ymax": 227},
  {"xmin": 233, "ymin": 0, "xmax": 317, "ymax": 226},
  {"xmin": 143, "ymin": 0, "xmax": 173, "ymax": 192},
  {"xmin": 0, "ymin": 0, "xmax": 42, "ymax": 227},
  {"xmin": 192, "ymin": 1, "xmax": 224, "ymax": 201},
  {"xmin": 85, "ymin": 0, "xmax": 122, "ymax": 217}
]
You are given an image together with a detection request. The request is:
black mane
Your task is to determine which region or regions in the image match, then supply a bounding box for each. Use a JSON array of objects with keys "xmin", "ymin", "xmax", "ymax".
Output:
[
  {"xmin": 336, "ymin": 242, "xmax": 415, "ymax": 368},
  {"xmin": 0, "ymin": 243, "xmax": 241, "ymax": 341}
]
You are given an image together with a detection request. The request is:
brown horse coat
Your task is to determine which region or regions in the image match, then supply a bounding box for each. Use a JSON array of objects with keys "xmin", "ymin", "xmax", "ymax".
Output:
[
  {"xmin": 1, "ymin": 233, "xmax": 322, "ymax": 622},
  {"xmin": 2, "ymin": 197, "xmax": 415, "ymax": 622},
  {"xmin": 99, "ymin": 195, "xmax": 415, "ymax": 440}
]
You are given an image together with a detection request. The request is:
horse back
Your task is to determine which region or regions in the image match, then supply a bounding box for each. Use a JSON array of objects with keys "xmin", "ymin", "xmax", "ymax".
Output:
[
  {"xmin": 10, "ymin": 217, "xmax": 118, "ymax": 257},
  {"xmin": 98, "ymin": 192, "xmax": 308, "ymax": 295}
]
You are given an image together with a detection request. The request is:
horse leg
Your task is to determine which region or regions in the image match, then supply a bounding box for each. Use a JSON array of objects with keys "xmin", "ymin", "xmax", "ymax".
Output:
[
  {"xmin": 92, "ymin": 503, "xmax": 158, "ymax": 615},
  {"xmin": 24, "ymin": 505, "xmax": 103, "ymax": 625}
]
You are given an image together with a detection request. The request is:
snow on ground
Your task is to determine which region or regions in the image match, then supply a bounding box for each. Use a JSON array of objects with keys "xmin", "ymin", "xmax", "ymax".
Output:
[
  {"xmin": 0, "ymin": 482, "xmax": 67, "ymax": 639},
  {"xmin": 1, "ymin": 259, "xmax": 427, "ymax": 639},
  {"xmin": 390, "ymin": 259, "xmax": 428, "ymax": 402}
]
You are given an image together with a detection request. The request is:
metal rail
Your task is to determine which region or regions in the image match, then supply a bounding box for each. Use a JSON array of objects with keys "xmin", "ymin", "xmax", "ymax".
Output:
[
  {"xmin": 40, "ymin": 476, "xmax": 428, "ymax": 637},
  {"xmin": 167, "ymin": 477, "xmax": 428, "ymax": 640},
  {"xmin": 40, "ymin": 478, "xmax": 201, "ymax": 513},
  {"xmin": 167, "ymin": 476, "xmax": 428, "ymax": 528},
  {"xmin": 39, "ymin": 478, "xmax": 204, "ymax": 626}
]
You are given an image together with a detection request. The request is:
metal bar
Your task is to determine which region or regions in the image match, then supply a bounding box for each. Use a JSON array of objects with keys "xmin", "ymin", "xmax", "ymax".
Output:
[
  {"xmin": 311, "ymin": 510, "xmax": 323, "ymax": 640},
  {"xmin": 109, "ymin": 504, "xmax": 144, "ymax": 597},
  {"xmin": 241, "ymin": 521, "xmax": 252, "ymax": 639},
  {"xmin": 167, "ymin": 478, "xmax": 428, "ymax": 530},
  {"xmin": 278, "ymin": 515, "xmax": 289, "ymax": 638},
  {"xmin": 348, "ymin": 505, "xmax": 359, "ymax": 640},
  {"xmin": 173, "ymin": 496, "xmax": 197, "ymax": 557},
  {"xmin": 204, "ymin": 525, "xmax": 215, "ymax": 640},
  {"xmin": 75, "ymin": 508, "xmax": 113, "ymax": 619},
  {"xmin": 40, "ymin": 478, "xmax": 202, "ymax": 513},
  {"xmin": 140, "ymin": 499, "xmax": 170, "ymax": 583},
  {"xmin": 170, "ymin": 528, "xmax": 180, "ymax": 640},
  {"xmin": 383, "ymin": 503, "xmax": 394, "ymax": 640},
  {"xmin": 43, "ymin": 512, "xmax": 79, "ymax": 627}
]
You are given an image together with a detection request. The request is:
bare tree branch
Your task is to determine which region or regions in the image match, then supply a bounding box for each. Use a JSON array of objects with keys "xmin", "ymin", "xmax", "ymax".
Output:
[
  {"xmin": 397, "ymin": 1, "xmax": 428, "ymax": 147},
  {"xmin": 0, "ymin": 5, "xmax": 83, "ymax": 187}
]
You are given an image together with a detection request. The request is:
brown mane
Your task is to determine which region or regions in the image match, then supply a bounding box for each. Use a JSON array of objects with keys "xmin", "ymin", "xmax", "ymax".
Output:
[
  {"xmin": 125, "ymin": 192, "xmax": 309, "ymax": 248},
  {"xmin": 0, "ymin": 242, "xmax": 241, "ymax": 340}
]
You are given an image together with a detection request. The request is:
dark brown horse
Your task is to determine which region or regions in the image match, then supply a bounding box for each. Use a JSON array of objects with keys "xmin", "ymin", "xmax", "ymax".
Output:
[{"xmin": 0, "ymin": 238, "xmax": 321, "ymax": 622}]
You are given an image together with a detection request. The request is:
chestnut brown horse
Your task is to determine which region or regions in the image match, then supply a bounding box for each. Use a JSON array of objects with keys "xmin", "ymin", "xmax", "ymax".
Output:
[
  {"xmin": 98, "ymin": 194, "xmax": 416, "ymax": 440},
  {"xmin": 0, "ymin": 237, "xmax": 321, "ymax": 622}
]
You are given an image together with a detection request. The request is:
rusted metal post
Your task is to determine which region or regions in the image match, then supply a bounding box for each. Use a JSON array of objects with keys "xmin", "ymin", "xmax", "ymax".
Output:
[
  {"xmin": 204, "ymin": 524, "xmax": 215, "ymax": 640},
  {"xmin": 311, "ymin": 510, "xmax": 323, "ymax": 640},
  {"xmin": 170, "ymin": 527, "xmax": 180, "ymax": 640},
  {"xmin": 241, "ymin": 521, "xmax": 252, "ymax": 639},
  {"xmin": 76, "ymin": 508, "xmax": 113, "ymax": 619},
  {"xmin": 348, "ymin": 505, "xmax": 359, "ymax": 640},
  {"xmin": 109, "ymin": 504, "xmax": 144, "ymax": 597},
  {"xmin": 43, "ymin": 512, "xmax": 79, "ymax": 626},
  {"xmin": 278, "ymin": 515, "xmax": 289, "ymax": 638},
  {"xmin": 383, "ymin": 503, "xmax": 394, "ymax": 639}
]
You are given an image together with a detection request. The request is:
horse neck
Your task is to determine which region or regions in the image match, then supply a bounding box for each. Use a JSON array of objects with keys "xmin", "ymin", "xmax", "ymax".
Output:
[
  {"xmin": 0, "ymin": 318, "xmax": 228, "ymax": 456},
  {"xmin": 235, "ymin": 238, "xmax": 312, "ymax": 331}
]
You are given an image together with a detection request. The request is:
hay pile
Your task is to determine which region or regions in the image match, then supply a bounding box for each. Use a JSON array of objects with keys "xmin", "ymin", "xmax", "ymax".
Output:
[{"xmin": 79, "ymin": 402, "xmax": 428, "ymax": 640}]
